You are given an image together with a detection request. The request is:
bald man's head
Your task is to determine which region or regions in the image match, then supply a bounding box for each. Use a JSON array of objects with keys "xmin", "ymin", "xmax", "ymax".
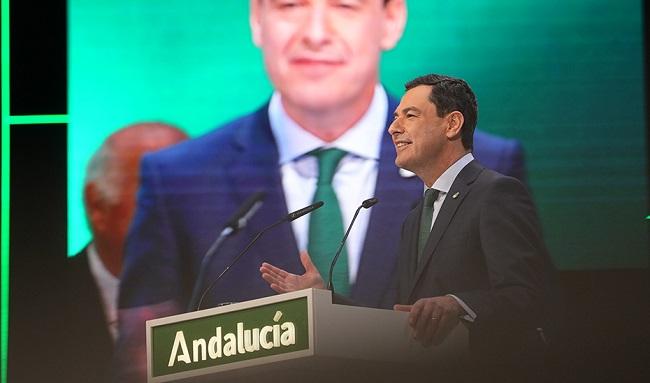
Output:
[
  {"xmin": 84, "ymin": 122, "xmax": 188, "ymax": 276},
  {"xmin": 85, "ymin": 122, "xmax": 188, "ymax": 203}
]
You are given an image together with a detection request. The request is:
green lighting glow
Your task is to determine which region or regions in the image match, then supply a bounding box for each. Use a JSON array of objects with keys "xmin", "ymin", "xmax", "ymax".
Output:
[
  {"xmin": 1, "ymin": 0, "xmax": 10, "ymax": 380},
  {"xmin": 8, "ymin": 114, "xmax": 68, "ymax": 125}
]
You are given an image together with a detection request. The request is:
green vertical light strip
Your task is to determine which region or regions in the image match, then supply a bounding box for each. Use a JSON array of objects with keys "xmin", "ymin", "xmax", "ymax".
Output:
[{"xmin": 1, "ymin": 0, "xmax": 10, "ymax": 380}]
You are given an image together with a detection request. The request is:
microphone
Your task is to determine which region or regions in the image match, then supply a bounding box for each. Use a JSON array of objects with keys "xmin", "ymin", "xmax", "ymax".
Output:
[
  {"xmin": 287, "ymin": 201, "xmax": 324, "ymax": 221},
  {"xmin": 327, "ymin": 197, "xmax": 378, "ymax": 294},
  {"xmin": 195, "ymin": 201, "xmax": 324, "ymax": 311},
  {"xmin": 362, "ymin": 197, "xmax": 378, "ymax": 209},
  {"xmin": 187, "ymin": 191, "xmax": 265, "ymax": 311},
  {"xmin": 225, "ymin": 191, "xmax": 266, "ymax": 233}
]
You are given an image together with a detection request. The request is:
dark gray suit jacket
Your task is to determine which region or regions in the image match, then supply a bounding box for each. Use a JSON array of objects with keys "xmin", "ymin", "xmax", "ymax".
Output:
[{"xmin": 397, "ymin": 160, "xmax": 555, "ymax": 369}]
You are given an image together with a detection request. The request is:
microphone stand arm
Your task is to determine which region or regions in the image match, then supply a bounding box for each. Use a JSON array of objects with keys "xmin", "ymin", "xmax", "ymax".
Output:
[
  {"xmin": 187, "ymin": 227, "xmax": 233, "ymax": 311},
  {"xmin": 327, "ymin": 205, "xmax": 363, "ymax": 293},
  {"xmin": 195, "ymin": 219, "xmax": 286, "ymax": 311}
]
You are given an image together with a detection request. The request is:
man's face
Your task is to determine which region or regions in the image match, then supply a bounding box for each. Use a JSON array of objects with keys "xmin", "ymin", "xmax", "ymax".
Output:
[
  {"xmin": 388, "ymin": 85, "xmax": 448, "ymax": 176},
  {"xmin": 100, "ymin": 151, "xmax": 142, "ymax": 259},
  {"xmin": 86, "ymin": 127, "xmax": 187, "ymax": 274},
  {"xmin": 250, "ymin": 0, "xmax": 406, "ymax": 112}
]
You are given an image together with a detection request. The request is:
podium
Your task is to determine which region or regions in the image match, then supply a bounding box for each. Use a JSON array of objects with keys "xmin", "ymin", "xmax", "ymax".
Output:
[{"xmin": 146, "ymin": 289, "xmax": 468, "ymax": 382}]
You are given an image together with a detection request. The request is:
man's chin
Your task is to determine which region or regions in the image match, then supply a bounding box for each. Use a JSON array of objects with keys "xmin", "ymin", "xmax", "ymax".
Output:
[
  {"xmin": 279, "ymin": 77, "xmax": 373, "ymax": 110},
  {"xmin": 395, "ymin": 156, "xmax": 419, "ymax": 174},
  {"xmin": 283, "ymin": 90, "xmax": 347, "ymax": 112},
  {"xmin": 394, "ymin": 158, "xmax": 410, "ymax": 171}
]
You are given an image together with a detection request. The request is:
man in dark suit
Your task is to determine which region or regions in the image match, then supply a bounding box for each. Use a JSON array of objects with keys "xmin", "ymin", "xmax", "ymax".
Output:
[
  {"xmin": 261, "ymin": 74, "xmax": 555, "ymax": 379},
  {"xmin": 387, "ymin": 75, "xmax": 555, "ymax": 378},
  {"xmin": 115, "ymin": 1, "xmax": 527, "ymax": 381},
  {"xmin": 65, "ymin": 123, "xmax": 187, "ymax": 383}
]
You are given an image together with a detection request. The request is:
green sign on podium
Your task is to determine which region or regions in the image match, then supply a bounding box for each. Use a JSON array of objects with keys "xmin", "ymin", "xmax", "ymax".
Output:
[{"xmin": 146, "ymin": 289, "xmax": 468, "ymax": 383}]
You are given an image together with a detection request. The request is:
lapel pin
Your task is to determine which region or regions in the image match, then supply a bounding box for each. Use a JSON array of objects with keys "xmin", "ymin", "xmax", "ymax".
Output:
[{"xmin": 452, "ymin": 192, "xmax": 460, "ymax": 199}]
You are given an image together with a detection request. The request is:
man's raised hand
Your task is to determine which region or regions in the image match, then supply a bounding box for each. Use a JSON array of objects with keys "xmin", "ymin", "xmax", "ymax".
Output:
[{"xmin": 260, "ymin": 251, "xmax": 325, "ymax": 294}]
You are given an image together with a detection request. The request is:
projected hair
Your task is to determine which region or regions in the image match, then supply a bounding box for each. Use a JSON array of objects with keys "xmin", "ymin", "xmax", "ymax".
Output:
[
  {"xmin": 84, "ymin": 141, "xmax": 124, "ymax": 204},
  {"xmin": 84, "ymin": 122, "xmax": 187, "ymax": 205}
]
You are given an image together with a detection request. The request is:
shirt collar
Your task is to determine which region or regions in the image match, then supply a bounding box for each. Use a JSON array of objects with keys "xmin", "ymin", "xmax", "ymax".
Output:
[
  {"xmin": 87, "ymin": 243, "xmax": 119, "ymax": 287},
  {"xmin": 428, "ymin": 153, "xmax": 475, "ymax": 193},
  {"xmin": 87, "ymin": 243, "xmax": 119, "ymax": 341},
  {"xmin": 269, "ymin": 84, "xmax": 387, "ymax": 164}
]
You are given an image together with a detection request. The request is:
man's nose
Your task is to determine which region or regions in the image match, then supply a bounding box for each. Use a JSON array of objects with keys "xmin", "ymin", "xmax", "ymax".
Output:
[
  {"xmin": 388, "ymin": 118, "xmax": 402, "ymax": 135},
  {"xmin": 301, "ymin": 3, "xmax": 332, "ymax": 49}
]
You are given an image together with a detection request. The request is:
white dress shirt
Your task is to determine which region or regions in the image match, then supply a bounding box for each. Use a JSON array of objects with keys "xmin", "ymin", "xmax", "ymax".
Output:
[
  {"xmin": 425, "ymin": 153, "xmax": 478, "ymax": 321},
  {"xmin": 268, "ymin": 84, "xmax": 387, "ymax": 284},
  {"xmin": 87, "ymin": 243, "xmax": 119, "ymax": 341}
]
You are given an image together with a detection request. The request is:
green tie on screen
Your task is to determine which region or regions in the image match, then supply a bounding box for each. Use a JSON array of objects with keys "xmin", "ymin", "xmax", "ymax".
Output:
[
  {"xmin": 308, "ymin": 148, "xmax": 350, "ymax": 296},
  {"xmin": 418, "ymin": 188, "xmax": 439, "ymax": 263}
]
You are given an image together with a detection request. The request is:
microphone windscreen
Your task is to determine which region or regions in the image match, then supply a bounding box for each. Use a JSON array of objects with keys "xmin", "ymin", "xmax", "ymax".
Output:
[
  {"xmin": 225, "ymin": 191, "xmax": 266, "ymax": 230},
  {"xmin": 361, "ymin": 197, "xmax": 378, "ymax": 209},
  {"xmin": 287, "ymin": 201, "xmax": 324, "ymax": 221}
]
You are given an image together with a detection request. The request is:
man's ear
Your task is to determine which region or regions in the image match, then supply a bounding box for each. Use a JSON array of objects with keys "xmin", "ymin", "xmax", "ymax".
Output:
[
  {"xmin": 381, "ymin": 0, "xmax": 407, "ymax": 50},
  {"xmin": 249, "ymin": 0, "xmax": 263, "ymax": 47},
  {"xmin": 445, "ymin": 111, "xmax": 465, "ymax": 140},
  {"xmin": 84, "ymin": 182, "xmax": 106, "ymax": 233}
]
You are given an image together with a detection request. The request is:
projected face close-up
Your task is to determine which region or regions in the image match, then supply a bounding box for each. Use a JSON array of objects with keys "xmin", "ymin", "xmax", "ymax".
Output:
[{"xmin": 250, "ymin": 0, "xmax": 405, "ymax": 115}]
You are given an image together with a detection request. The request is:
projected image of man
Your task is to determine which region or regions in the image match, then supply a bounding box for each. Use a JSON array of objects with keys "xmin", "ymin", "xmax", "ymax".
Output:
[{"xmin": 115, "ymin": 2, "xmax": 529, "ymax": 381}]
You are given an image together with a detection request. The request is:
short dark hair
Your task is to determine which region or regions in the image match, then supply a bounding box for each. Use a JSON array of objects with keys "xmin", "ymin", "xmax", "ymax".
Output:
[{"xmin": 405, "ymin": 74, "xmax": 478, "ymax": 150}]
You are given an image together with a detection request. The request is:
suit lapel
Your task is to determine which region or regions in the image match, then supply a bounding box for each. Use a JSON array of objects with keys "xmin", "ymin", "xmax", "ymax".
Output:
[
  {"xmin": 405, "ymin": 200, "xmax": 423, "ymax": 281},
  {"xmin": 407, "ymin": 161, "xmax": 484, "ymax": 299},
  {"xmin": 397, "ymin": 201, "xmax": 423, "ymax": 304},
  {"xmin": 226, "ymin": 104, "xmax": 301, "ymax": 269}
]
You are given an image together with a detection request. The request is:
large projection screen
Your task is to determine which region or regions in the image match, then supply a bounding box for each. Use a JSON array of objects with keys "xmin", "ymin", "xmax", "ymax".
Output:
[{"xmin": 68, "ymin": 0, "xmax": 648, "ymax": 270}]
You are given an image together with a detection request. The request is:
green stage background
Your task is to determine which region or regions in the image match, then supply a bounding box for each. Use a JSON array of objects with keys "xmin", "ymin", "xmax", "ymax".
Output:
[{"xmin": 68, "ymin": 0, "xmax": 647, "ymax": 269}]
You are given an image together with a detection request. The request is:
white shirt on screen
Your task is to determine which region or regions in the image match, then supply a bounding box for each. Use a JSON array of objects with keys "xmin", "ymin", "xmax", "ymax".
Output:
[
  {"xmin": 268, "ymin": 84, "xmax": 387, "ymax": 284},
  {"xmin": 87, "ymin": 243, "xmax": 119, "ymax": 341}
]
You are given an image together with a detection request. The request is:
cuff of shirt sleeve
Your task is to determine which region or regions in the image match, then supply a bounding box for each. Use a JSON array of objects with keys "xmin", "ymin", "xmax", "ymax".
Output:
[{"xmin": 446, "ymin": 294, "xmax": 477, "ymax": 322}]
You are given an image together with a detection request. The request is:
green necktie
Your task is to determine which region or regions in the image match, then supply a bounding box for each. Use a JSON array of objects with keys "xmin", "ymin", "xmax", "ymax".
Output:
[
  {"xmin": 308, "ymin": 148, "xmax": 350, "ymax": 296},
  {"xmin": 418, "ymin": 188, "xmax": 439, "ymax": 263}
]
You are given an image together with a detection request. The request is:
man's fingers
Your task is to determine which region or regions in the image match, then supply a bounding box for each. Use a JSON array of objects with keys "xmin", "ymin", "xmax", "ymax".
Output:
[
  {"xmin": 421, "ymin": 308, "xmax": 442, "ymax": 347},
  {"xmin": 261, "ymin": 271, "xmax": 283, "ymax": 286},
  {"xmin": 267, "ymin": 275, "xmax": 296, "ymax": 294},
  {"xmin": 269, "ymin": 283, "xmax": 286, "ymax": 294},
  {"xmin": 260, "ymin": 269, "xmax": 283, "ymax": 285},
  {"xmin": 260, "ymin": 262, "xmax": 289, "ymax": 278},
  {"xmin": 432, "ymin": 313, "xmax": 459, "ymax": 346},
  {"xmin": 394, "ymin": 297, "xmax": 462, "ymax": 347},
  {"xmin": 260, "ymin": 256, "xmax": 326, "ymax": 293},
  {"xmin": 409, "ymin": 300, "xmax": 428, "ymax": 328},
  {"xmin": 393, "ymin": 304, "xmax": 412, "ymax": 312},
  {"xmin": 260, "ymin": 265, "xmax": 296, "ymax": 288},
  {"xmin": 413, "ymin": 302, "xmax": 435, "ymax": 341},
  {"xmin": 408, "ymin": 301, "xmax": 423, "ymax": 326},
  {"xmin": 299, "ymin": 251, "xmax": 317, "ymax": 274},
  {"xmin": 273, "ymin": 280, "xmax": 288, "ymax": 292}
]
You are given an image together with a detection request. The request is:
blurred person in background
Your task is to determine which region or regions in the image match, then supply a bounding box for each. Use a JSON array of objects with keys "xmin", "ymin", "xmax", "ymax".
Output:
[{"xmin": 65, "ymin": 122, "xmax": 187, "ymax": 383}]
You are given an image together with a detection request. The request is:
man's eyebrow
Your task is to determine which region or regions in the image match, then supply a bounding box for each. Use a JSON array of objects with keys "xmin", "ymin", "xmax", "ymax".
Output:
[{"xmin": 394, "ymin": 106, "xmax": 421, "ymax": 117}]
